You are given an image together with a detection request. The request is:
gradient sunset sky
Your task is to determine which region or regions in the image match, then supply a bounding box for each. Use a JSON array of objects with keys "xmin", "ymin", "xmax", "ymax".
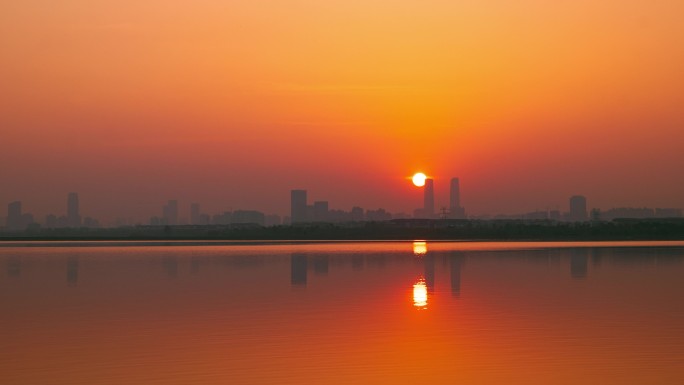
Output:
[{"xmin": 2, "ymin": 1, "xmax": 683, "ymax": 223}]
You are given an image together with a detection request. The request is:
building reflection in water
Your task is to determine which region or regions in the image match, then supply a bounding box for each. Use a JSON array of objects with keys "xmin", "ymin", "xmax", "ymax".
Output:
[
  {"xmin": 7, "ymin": 257, "xmax": 21, "ymax": 278},
  {"xmin": 163, "ymin": 256, "xmax": 178, "ymax": 278},
  {"xmin": 313, "ymin": 255, "xmax": 329, "ymax": 275},
  {"xmin": 424, "ymin": 253, "xmax": 435, "ymax": 293},
  {"xmin": 291, "ymin": 253, "xmax": 307, "ymax": 286},
  {"xmin": 570, "ymin": 249, "xmax": 589, "ymax": 279},
  {"xmin": 413, "ymin": 277, "xmax": 428, "ymax": 309},
  {"xmin": 190, "ymin": 256, "xmax": 200, "ymax": 274},
  {"xmin": 351, "ymin": 255, "xmax": 364, "ymax": 271},
  {"xmin": 413, "ymin": 241, "xmax": 427, "ymax": 256},
  {"xmin": 66, "ymin": 257, "xmax": 79, "ymax": 285},
  {"xmin": 450, "ymin": 253, "xmax": 464, "ymax": 297},
  {"xmin": 591, "ymin": 248, "xmax": 603, "ymax": 267}
]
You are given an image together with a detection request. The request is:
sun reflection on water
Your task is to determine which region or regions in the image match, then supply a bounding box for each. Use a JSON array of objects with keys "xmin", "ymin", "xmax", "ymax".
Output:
[
  {"xmin": 413, "ymin": 241, "xmax": 427, "ymax": 256},
  {"xmin": 413, "ymin": 277, "xmax": 428, "ymax": 309}
]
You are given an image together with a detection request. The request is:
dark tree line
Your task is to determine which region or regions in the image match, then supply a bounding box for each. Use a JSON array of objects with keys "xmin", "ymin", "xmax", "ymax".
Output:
[{"xmin": 2, "ymin": 218, "xmax": 684, "ymax": 241}]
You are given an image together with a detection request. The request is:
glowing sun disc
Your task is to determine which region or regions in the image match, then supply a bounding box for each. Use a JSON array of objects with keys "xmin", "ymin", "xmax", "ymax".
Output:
[{"xmin": 412, "ymin": 173, "xmax": 427, "ymax": 187}]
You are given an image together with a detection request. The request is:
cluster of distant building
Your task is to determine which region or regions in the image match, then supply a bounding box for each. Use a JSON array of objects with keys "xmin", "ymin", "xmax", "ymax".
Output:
[
  {"xmin": 4, "ymin": 193, "xmax": 100, "ymax": 231},
  {"xmin": 290, "ymin": 177, "xmax": 467, "ymax": 224},
  {"xmin": 149, "ymin": 200, "xmax": 279, "ymax": 227},
  {"xmin": 472, "ymin": 195, "xmax": 591, "ymax": 221},
  {"xmin": 592, "ymin": 207, "xmax": 682, "ymax": 221},
  {"xmin": 150, "ymin": 197, "xmax": 409, "ymax": 228},
  {"xmin": 470, "ymin": 195, "xmax": 682, "ymax": 222},
  {"xmin": 290, "ymin": 189, "xmax": 406, "ymax": 224},
  {"xmin": 2, "ymin": 183, "xmax": 683, "ymax": 232}
]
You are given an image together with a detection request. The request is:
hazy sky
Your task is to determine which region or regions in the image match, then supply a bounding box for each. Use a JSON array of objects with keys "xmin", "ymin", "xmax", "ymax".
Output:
[{"xmin": 2, "ymin": 1, "xmax": 683, "ymax": 223}]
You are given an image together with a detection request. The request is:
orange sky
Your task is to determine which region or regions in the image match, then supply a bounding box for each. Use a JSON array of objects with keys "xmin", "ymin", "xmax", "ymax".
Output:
[{"xmin": 1, "ymin": 1, "xmax": 683, "ymax": 223}]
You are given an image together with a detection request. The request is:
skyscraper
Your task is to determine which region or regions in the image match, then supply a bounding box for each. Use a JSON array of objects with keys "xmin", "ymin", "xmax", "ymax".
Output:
[
  {"xmin": 6, "ymin": 201, "xmax": 22, "ymax": 230},
  {"xmin": 232, "ymin": 210, "xmax": 265, "ymax": 226},
  {"xmin": 163, "ymin": 200, "xmax": 178, "ymax": 225},
  {"xmin": 291, "ymin": 190, "xmax": 307, "ymax": 223},
  {"xmin": 569, "ymin": 195, "xmax": 588, "ymax": 222},
  {"xmin": 450, "ymin": 178, "xmax": 460, "ymax": 209},
  {"xmin": 190, "ymin": 203, "xmax": 200, "ymax": 225},
  {"xmin": 67, "ymin": 192, "xmax": 81, "ymax": 228},
  {"xmin": 423, "ymin": 178, "xmax": 435, "ymax": 218},
  {"xmin": 449, "ymin": 177, "xmax": 466, "ymax": 219}
]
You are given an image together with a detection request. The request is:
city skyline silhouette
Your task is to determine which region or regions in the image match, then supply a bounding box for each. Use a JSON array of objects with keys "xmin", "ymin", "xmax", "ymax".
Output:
[
  {"xmin": 3, "ymin": 183, "xmax": 683, "ymax": 230},
  {"xmin": 2, "ymin": 2, "xmax": 684, "ymax": 225}
]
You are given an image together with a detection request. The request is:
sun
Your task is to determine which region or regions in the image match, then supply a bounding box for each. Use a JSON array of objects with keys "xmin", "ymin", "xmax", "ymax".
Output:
[{"xmin": 412, "ymin": 173, "xmax": 427, "ymax": 187}]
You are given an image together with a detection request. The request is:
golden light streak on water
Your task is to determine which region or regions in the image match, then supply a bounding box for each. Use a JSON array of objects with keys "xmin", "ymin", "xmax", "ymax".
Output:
[{"xmin": 413, "ymin": 277, "xmax": 428, "ymax": 309}]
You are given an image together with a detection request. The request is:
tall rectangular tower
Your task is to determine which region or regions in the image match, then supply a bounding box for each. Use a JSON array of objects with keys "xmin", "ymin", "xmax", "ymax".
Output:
[
  {"xmin": 67, "ymin": 192, "xmax": 81, "ymax": 227},
  {"xmin": 423, "ymin": 179, "xmax": 435, "ymax": 218},
  {"xmin": 569, "ymin": 195, "xmax": 588, "ymax": 222},
  {"xmin": 163, "ymin": 200, "xmax": 178, "ymax": 225},
  {"xmin": 291, "ymin": 190, "xmax": 307, "ymax": 224},
  {"xmin": 449, "ymin": 177, "xmax": 466, "ymax": 219},
  {"xmin": 190, "ymin": 203, "xmax": 200, "ymax": 225},
  {"xmin": 7, "ymin": 201, "xmax": 22, "ymax": 230},
  {"xmin": 450, "ymin": 178, "xmax": 460, "ymax": 209}
]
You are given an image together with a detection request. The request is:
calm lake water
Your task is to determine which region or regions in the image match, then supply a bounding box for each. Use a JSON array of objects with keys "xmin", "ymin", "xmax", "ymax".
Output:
[{"xmin": 1, "ymin": 241, "xmax": 683, "ymax": 385}]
